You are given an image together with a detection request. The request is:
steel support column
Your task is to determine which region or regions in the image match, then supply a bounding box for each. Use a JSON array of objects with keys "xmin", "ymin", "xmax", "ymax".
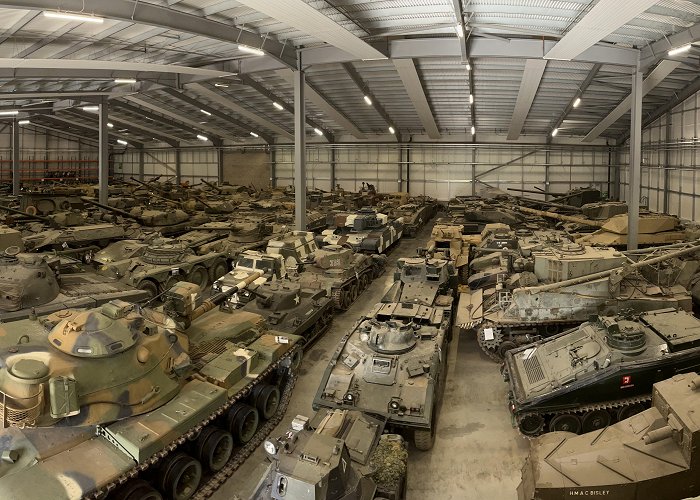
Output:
[
  {"xmin": 663, "ymin": 113, "xmax": 672, "ymax": 213},
  {"xmin": 294, "ymin": 63, "xmax": 307, "ymax": 231},
  {"xmin": 98, "ymin": 96, "xmax": 109, "ymax": 205},
  {"xmin": 544, "ymin": 148, "xmax": 551, "ymax": 200},
  {"xmin": 138, "ymin": 146, "xmax": 145, "ymax": 182},
  {"xmin": 398, "ymin": 145, "xmax": 404, "ymax": 193},
  {"xmin": 217, "ymin": 147, "xmax": 224, "ymax": 184},
  {"xmin": 270, "ymin": 148, "xmax": 276, "ymax": 188},
  {"xmin": 330, "ymin": 147, "xmax": 336, "ymax": 190},
  {"xmin": 627, "ymin": 66, "xmax": 643, "ymax": 250},
  {"xmin": 11, "ymin": 118, "xmax": 19, "ymax": 195},
  {"xmin": 471, "ymin": 148, "xmax": 476, "ymax": 196},
  {"xmin": 175, "ymin": 147, "xmax": 182, "ymax": 185}
]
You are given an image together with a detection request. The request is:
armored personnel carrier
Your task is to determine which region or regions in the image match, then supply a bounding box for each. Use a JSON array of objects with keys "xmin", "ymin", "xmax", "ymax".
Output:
[
  {"xmin": 0, "ymin": 273, "xmax": 303, "ymax": 500},
  {"xmin": 240, "ymin": 281, "xmax": 334, "ymax": 346},
  {"xmin": 313, "ymin": 259, "xmax": 454, "ymax": 451},
  {"xmin": 320, "ymin": 208, "xmax": 404, "ymax": 254},
  {"xmin": 465, "ymin": 241, "xmax": 700, "ymax": 361},
  {"xmin": 0, "ymin": 247, "xmax": 149, "ymax": 321},
  {"xmin": 96, "ymin": 239, "xmax": 229, "ymax": 298},
  {"xmin": 253, "ymin": 410, "xmax": 408, "ymax": 500},
  {"xmin": 517, "ymin": 371, "xmax": 700, "ymax": 500},
  {"xmin": 504, "ymin": 308, "xmax": 700, "ymax": 436}
]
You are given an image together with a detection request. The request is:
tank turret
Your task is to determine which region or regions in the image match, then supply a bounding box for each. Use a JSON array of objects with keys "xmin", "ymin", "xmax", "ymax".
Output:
[{"xmin": 0, "ymin": 248, "xmax": 60, "ymax": 311}]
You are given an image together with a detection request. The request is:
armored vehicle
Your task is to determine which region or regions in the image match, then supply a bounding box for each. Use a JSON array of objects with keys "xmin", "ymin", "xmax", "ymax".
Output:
[
  {"xmin": 320, "ymin": 208, "xmax": 403, "ymax": 254},
  {"xmin": 20, "ymin": 188, "xmax": 85, "ymax": 215},
  {"xmin": 464, "ymin": 241, "xmax": 700, "ymax": 361},
  {"xmin": 253, "ymin": 410, "xmax": 407, "ymax": 500},
  {"xmin": 508, "ymin": 186, "xmax": 602, "ymax": 207},
  {"xmin": 240, "ymin": 281, "xmax": 334, "ymax": 346},
  {"xmin": 313, "ymin": 259, "xmax": 454, "ymax": 451},
  {"xmin": 196, "ymin": 220, "xmax": 279, "ymax": 258},
  {"xmin": 383, "ymin": 257, "xmax": 457, "ymax": 306},
  {"xmin": 503, "ymin": 308, "xmax": 700, "ymax": 437},
  {"xmin": 268, "ymin": 231, "xmax": 387, "ymax": 310},
  {"xmin": 447, "ymin": 196, "xmax": 525, "ymax": 228},
  {"xmin": 0, "ymin": 273, "xmax": 303, "ymax": 500},
  {"xmin": 384, "ymin": 199, "xmax": 437, "ymax": 238},
  {"xmin": 0, "ymin": 248, "xmax": 149, "ymax": 321},
  {"xmin": 22, "ymin": 223, "xmax": 125, "ymax": 252},
  {"xmin": 96, "ymin": 239, "xmax": 229, "ymax": 298},
  {"xmin": 426, "ymin": 221, "xmax": 479, "ymax": 282},
  {"xmin": 517, "ymin": 371, "xmax": 700, "ymax": 500}
]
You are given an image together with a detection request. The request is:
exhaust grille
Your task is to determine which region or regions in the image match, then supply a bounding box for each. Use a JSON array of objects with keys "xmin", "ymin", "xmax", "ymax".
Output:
[{"xmin": 523, "ymin": 356, "xmax": 545, "ymax": 384}]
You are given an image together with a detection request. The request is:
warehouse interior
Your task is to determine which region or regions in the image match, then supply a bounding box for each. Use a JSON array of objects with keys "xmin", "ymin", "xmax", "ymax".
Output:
[{"xmin": 0, "ymin": 1, "xmax": 700, "ymax": 500}]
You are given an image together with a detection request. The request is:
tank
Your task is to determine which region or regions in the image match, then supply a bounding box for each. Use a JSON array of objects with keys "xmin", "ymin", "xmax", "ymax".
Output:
[
  {"xmin": 0, "ymin": 248, "xmax": 149, "ymax": 321},
  {"xmin": 22, "ymin": 223, "xmax": 126, "ymax": 251},
  {"xmin": 312, "ymin": 259, "xmax": 454, "ymax": 451},
  {"xmin": 267, "ymin": 231, "xmax": 387, "ymax": 310},
  {"xmin": 253, "ymin": 410, "xmax": 407, "ymax": 500},
  {"xmin": 320, "ymin": 208, "xmax": 404, "ymax": 254},
  {"xmin": 0, "ymin": 272, "xmax": 304, "ymax": 500},
  {"xmin": 96, "ymin": 239, "xmax": 229, "ymax": 298},
  {"xmin": 517, "ymin": 371, "xmax": 700, "ymax": 500},
  {"xmin": 463, "ymin": 241, "xmax": 700, "ymax": 361},
  {"xmin": 19, "ymin": 188, "xmax": 85, "ymax": 215},
  {"xmin": 425, "ymin": 220, "xmax": 480, "ymax": 282},
  {"xmin": 503, "ymin": 308, "xmax": 700, "ymax": 437},
  {"xmin": 508, "ymin": 186, "xmax": 602, "ymax": 207},
  {"xmin": 239, "ymin": 281, "xmax": 334, "ymax": 346},
  {"xmin": 382, "ymin": 197, "xmax": 438, "ymax": 238},
  {"xmin": 195, "ymin": 220, "xmax": 279, "ymax": 258}
]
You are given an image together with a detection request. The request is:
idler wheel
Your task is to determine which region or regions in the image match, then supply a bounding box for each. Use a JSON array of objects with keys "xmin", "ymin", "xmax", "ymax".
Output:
[
  {"xmin": 194, "ymin": 427, "xmax": 233, "ymax": 471},
  {"xmin": 518, "ymin": 414, "xmax": 545, "ymax": 436},
  {"xmin": 253, "ymin": 384, "xmax": 281, "ymax": 420},
  {"xmin": 549, "ymin": 414, "xmax": 581, "ymax": 434},
  {"xmin": 226, "ymin": 403, "xmax": 259, "ymax": 444},
  {"xmin": 498, "ymin": 341, "xmax": 517, "ymax": 359},
  {"xmin": 156, "ymin": 452, "xmax": 201, "ymax": 500},
  {"xmin": 112, "ymin": 479, "xmax": 163, "ymax": 500},
  {"xmin": 581, "ymin": 409, "xmax": 611, "ymax": 433}
]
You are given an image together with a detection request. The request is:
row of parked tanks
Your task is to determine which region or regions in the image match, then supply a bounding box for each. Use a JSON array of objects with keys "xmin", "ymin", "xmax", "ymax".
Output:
[{"xmin": 0, "ymin": 180, "xmax": 441, "ymax": 500}]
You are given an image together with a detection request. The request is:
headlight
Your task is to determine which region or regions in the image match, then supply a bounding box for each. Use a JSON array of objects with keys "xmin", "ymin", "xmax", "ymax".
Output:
[
  {"xmin": 343, "ymin": 392, "xmax": 355, "ymax": 404},
  {"xmin": 263, "ymin": 439, "xmax": 278, "ymax": 456}
]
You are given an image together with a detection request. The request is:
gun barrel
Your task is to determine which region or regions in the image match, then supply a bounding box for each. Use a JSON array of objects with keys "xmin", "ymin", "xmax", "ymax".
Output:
[
  {"xmin": 200, "ymin": 179, "xmax": 221, "ymax": 193},
  {"xmin": 190, "ymin": 271, "xmax": 261, "ymax": 321},
  {"xmin": 81, "ymin": 197, "xmax": 142, "ymax": 222},
  {"xmin": 508, "ymin": 188, "xmax": 564, "ymax": 196},
  {"xmin": 516, "ymin": 205, "xmax": 604, "ymax": 227},
  {"xmin": 0, "ymin": 204, "xmax": 50, "ymax": 221}
]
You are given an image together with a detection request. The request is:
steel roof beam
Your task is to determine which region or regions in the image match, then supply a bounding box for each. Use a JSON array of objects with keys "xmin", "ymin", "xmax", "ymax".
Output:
[
  {"xmin": 234, "ymin": 0, "xmax": 386, "ymax": 61},
  {"xmin": 238, "ymin": 74, "xmax": 334, "ymax": 142},
  {"xmin": 507, "ymin": 59, "xmax": 547, "ymax": 140},
  {"xmin": 640, "ymin": 22, "xmax": 700, "ymax": 71},
  {"xmin": 342, "ymin": 63, "xmax": 398, "ymax": 140},
  {"xmin": 618, "ymin": 75, "xmax": 700, "ymax": 144},
  {"xmin": 29, "ymin": 122, "xmax": 99, "ymax": 145},
  {"xmin": 276, "ymin": 69, "xmax": 366, "ymax": 139},
  {"xmin": 186, "ymin": 82, "xmax": 292, "ymax": 143},
  {"xmin": 583, "ymin": 60, "xmax": 681, "ymax": 142},
  {"xmin": 550, "ymin": 64, "xmax": 601, "ymax": 134},
  {"xmin": 40, "ymin": 114, "xmax": 144, "ymax": 148},
  {"xmin": 393, "ymin": 58, "xmax": 440, "ymax": 139},
  {"xmin": 0, "ymin": 0, "xmax": 297, "ymax": 68},
  {"xmin": 111, "ymin": 99, "xmax": 208, "ymax": 141}
]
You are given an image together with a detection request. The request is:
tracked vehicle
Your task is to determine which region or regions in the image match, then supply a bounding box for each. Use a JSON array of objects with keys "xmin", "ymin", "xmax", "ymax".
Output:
[
  {"xmin": 313, "ymin": 259, "xmax": 454, "ymax": 451},
  {"xmin": 320, "ymin": 208, "xmax": 403, "ymax": 254},
  {"xmin": 518, "ymin": 371, "xmax": 700, "ymax": 500},
  {"xmin": 504, "ymin": 308, "xmax": 700, "ymax": 437},
  {"xmin": 253, "ymin": 410, "xmax": 407, "ymax": 500},
  {"xmin": 0, "ymin": 273, "xmax": 303, "ymax": 500}
]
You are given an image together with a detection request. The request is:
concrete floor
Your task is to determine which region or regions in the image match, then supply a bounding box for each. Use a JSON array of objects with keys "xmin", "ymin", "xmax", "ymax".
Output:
[{"xmin": 215, "ymin": 224, "xmax": 529, "ymax": 500}]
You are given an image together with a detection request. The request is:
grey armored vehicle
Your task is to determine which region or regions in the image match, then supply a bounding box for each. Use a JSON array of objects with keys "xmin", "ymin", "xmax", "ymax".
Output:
[
  {"xmin": 254, "ymin": 410, "xmax": 407, "ymax": 500},
  {"xmin": 518, "ymin": 371, "xmax": 700, "ymax": 500},
  {"xmin": 313, "ymin": 258, "xmax": 454, "ymax": 450},
  {"xmin": 320, "ymin": 208, "xmax": 403, "ymax": 254},
  {"xmin": 0, "ymin": 248, "xmax": 149, "ymax": 321},
  {"xmin": 504, "ymin": 308, "xmax": 700, "ymax": 436}
]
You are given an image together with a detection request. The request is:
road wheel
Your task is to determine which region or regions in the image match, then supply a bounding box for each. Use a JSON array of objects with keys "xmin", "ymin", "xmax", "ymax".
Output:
[
  {"xmin": 549, "ymin": 414, "xmax": 581, "ymax": 434},
  {"xmin": 226, "ymin": 403, "xmax": 259, "ymax": 444},
  {"xmin": 157, "ymin": 452, "xmax": 201, "ymax": 500},
  {"xmin": 348, "ymin": 283, "xmax": 359, "ymax": 303},
  {"xmin": 253, "ymin": 384, "xmax": 280, "ymax": 420},
  {"xmin": 112, "ymin": 479, "xmax": 162, "ymax": 500},
  {"xmin": 137, "ymin": 279, "xmax": 159, "ymax": 299},
  {"xmin": 518, "ymin": 414, "xmax": 544, "ymax": 436},
  {"xmin": 209, "ymin": 258, "xmax": 229, "ymax": 281},
  {"xmin": 194, "ymin": 427, "xmax": 233, "ymax": 471},
  {"xmin": 581, "ymin": 409, "xmax": 611, "ymax": 433},
  {"xmin": 617, "ymin": 404, "xmax": 645, "ymax": 421},
  {"xmin": 186, "ymin": 265, "xmax": 209, "ymax": 289}
]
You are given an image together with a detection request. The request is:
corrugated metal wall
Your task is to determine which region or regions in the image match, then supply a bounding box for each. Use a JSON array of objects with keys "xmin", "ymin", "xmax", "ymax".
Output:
[{"xmin": 116, "ymin": 148, "xmax": 219, "ymax": 184}]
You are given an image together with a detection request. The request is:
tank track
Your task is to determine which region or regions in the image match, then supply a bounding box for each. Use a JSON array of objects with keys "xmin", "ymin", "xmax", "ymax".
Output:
[
  {"xmin": 330, "ymin": 266, "xmax": 378, "ymax": 310},
  {"xmin": 87, "ymin": 346, "xmax": 301, "ymax": 500},
  {"xmin": 473, "ymin": 319, "xmax": 581, "ymax": 362},
  {"xmin": 515, "ymin": 393, "xmax": 653, "ymax": 438}
]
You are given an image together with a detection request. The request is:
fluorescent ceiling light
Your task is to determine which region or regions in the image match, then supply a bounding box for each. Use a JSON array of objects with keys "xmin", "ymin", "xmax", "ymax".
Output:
[
  {"xmin": 114, "ymin": 78, "xmax": 136, "ymax": 84},
  {"xmin": 388, "ymin": 126, "xmax": 395, "ymax": 134},
  {"xmin": 107, "ymin": 122, "xmax": 114, "ymax": 128},
  {"xmin": 43, "ymin": 11, "xmax": 104, "ymax": 24},
  {"xmin": 117, "ymin": 139, "xmax": 128, "ymax": 145},
  {"xmin": 363, "ymin": 95, "xmax": 372, "ymax": 106},
  {"xmin": 456, "ymin": 24, "xmax": 464, "ymax": 38},
  {"xmin": 272, "ymin": 101, "xmax": 284, "ymax": 111},
  {"xmin": 466, "ymin": 62, "xmax": 471, "ymax": 71},
  {"xmin": 573, "ymin": 97, "xmax": 582, "ymax": 108},
  {"xmin": 471, "ymin": 126, "xmax": 475, "ymax": 135},
  {"xmin": 238, "ymin": 45, "xmax": 265, "ymax": 56},
  {"xmin": 314, "ymin": 128, "xmax": 323, "ymax": 136},
  {"xmin": 250, "ymin": 131, "xmax": 259, "ymax": 138},
  {"xmin": 200, "ymin": 109, "xmax": 212, "ymax": 116},
  {"xmin": 82, "ymin": 106, "xmax": 99, "ymax": 112},
  {"xmin": 0, "ymin": 110, "xmax": 19, "ymax": 116},
  {"xmin": 668, "ymin": 44, "xmax": 692, "ymax": 56},
  {"xmin": 197, "ymin": 134, "xmax": 209, "ymax": 141},
  {"xmin": 214, "ymin": 83, "xmax": 229, "ymax": 88},
  {"xmin": 469, "ymin": 94, "xmax": 474, "ymax": 105},
  {"xmin": 18, "ymin": 120, "xmax": 30, "ymax": 125},
  {"xmin": 551, "ymin": 128, "xmax": 558, "ymax": 137}
]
